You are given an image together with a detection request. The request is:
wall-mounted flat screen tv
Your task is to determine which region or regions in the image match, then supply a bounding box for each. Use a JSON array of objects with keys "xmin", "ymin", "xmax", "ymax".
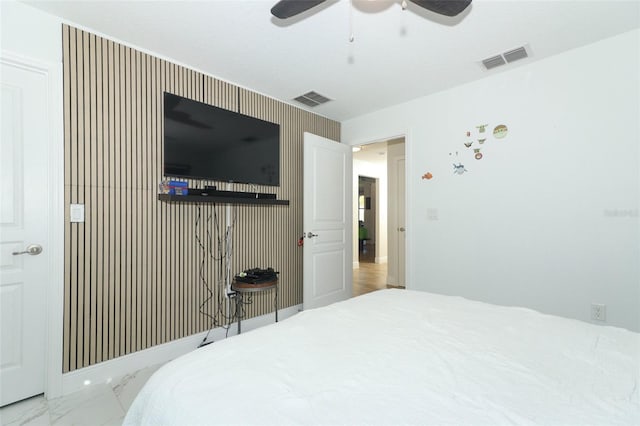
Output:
[{"xmin": 164, "ymin": 92, "xmax": 280, "ymax": 186}]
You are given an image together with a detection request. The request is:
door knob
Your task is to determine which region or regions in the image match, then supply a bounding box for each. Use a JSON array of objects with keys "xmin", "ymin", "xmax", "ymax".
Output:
[
  {"xmin": 307, "ymin": 232, "xmax": 318, "ymax": 238},
  {"xmin": 399, "ymin": 227, "xmax": 405, "ymax": 232},
  {"xmin": 12, "ymin": 244, "xmax": 43, "ymax": 256}
]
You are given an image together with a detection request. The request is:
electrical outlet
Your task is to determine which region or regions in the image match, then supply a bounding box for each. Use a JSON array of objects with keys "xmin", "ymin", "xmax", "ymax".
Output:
[{"xmin": 591, "ymin": 304, "xmax": 606, "ymax": 322}]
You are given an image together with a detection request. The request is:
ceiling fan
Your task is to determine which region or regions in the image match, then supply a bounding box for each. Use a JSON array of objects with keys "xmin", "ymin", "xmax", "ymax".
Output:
[{"xmin": 271, "ymin": 0, "xmax": 472, "ymax": 19}]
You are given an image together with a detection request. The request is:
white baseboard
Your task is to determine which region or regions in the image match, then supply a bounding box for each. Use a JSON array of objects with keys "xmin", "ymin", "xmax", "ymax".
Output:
[
  {"xmin": 60, "ymin": 304, "xmax": 302, "ymax": 397},
  {"xmin": 375, "ymin": 256, "xmax": 387, "ymax": 264}
]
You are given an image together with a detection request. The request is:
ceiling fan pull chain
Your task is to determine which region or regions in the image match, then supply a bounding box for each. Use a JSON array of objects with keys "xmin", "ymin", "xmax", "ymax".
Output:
[{"xmin": 349, "ymin": 0, "xmax": 355, "ymax": 42}]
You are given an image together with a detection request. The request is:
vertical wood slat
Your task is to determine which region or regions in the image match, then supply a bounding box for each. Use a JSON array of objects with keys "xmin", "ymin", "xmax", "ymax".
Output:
[
  {"xmin": 80, "ymin": 29, "xmax": 90, "ymax": 369},
  {"xmin": 142, "ymin": 52, "xmax": 150, "ymax": 349},
  {"xmin": 62, "ymin": 25, "xmax": 340, "ymax": 371},
  {"xmin": 132, "ymin": 49, "xmax": 139, "ymax": 353},
  {"xmin": 124, "ymin": 45, "xmax": 131, "ymax": 357},
  {"xmin": 159, "ymin": 58, "xmax": 167, "ymax": 346},
  {"xmin": 89, "ymin": 32, "xmax": 97, "ymax": 366},
  {"xmin": 106, "ymin": 37, "xmax": 115, "ymax": 362},
  {"xmin": 94, "ymin": 34, "xmax": 103, "ymax": 365},
  {"xmin": 118, "ymin": 42, "xmax": 126, "ymax": 358}
]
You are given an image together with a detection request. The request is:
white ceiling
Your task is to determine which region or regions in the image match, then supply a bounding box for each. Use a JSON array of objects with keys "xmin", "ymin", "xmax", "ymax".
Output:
[
  {"xmin": 353, "ymin": 137, "xmax": 404, "ymax": 165},
  {"xmin": 27, "ymin": 0, "xmax": 640, "ymax": 122},
  {"xmin": 354, "ymin": 142, "xmax": 388, "ymax": 165}
]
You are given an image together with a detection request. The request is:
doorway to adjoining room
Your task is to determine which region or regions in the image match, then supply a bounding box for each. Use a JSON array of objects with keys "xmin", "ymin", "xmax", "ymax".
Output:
[
  {"xmin": 352, "ymin": 138, "xmax": 405, "ymax": 297},
  {"xmin": 358, "ymin": 176, "xmax": 376, "ymax": 263}
]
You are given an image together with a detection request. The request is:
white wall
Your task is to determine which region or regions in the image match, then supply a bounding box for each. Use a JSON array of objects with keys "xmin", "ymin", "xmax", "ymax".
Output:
[
  {"xmin": 1, "ymin": 1, "xmax": 62, "ymax": 63},
  {"xmin": 342, "ymin": 30, "xmax": 640, "ymax": 332},
  {"xmin": 353, "ymin": 158, "xmax": 388, "ymax": 266}
]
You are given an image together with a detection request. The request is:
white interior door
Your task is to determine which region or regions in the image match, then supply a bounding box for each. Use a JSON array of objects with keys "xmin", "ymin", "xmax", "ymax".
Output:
[
  {"xmin": 303, "ymin": 132, "xmax": 352, "ymax": 310},
  {"xmin": 397, "ymin": 158, "xmax": 406, "ymax": 286},
  {"xmin": 1, "ymin": 60, "xmax": 50, "ymax": 407},
  {"xmin": 387, "ymin": 144, "xmax": 405, "ymax": 287}
]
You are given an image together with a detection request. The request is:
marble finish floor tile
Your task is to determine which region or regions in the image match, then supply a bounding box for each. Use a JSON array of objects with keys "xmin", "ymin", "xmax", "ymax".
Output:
[
  {"xmin": 0, "ymin": 395, "xmax": 49, "ymax": 426},
  {"xmin": 111, "ymin": 364, "xmax": 162, "ymax": 412},
  {"xmin": 0, "ymin": 363, "xmax": 162, "ymax": 426},
  {"xmin": 48, "ymin": 384, "xmax": 124, "ymax": 426}
]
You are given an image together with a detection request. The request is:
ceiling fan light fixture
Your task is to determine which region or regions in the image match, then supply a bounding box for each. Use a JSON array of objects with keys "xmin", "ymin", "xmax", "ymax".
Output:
[
  {"xmin": 271, "ymin": 0, "xmax": 471, "ymax": 18},
  {"xmin": 353, "ymin": 0, "xmax": 395, "ymax": 13}
]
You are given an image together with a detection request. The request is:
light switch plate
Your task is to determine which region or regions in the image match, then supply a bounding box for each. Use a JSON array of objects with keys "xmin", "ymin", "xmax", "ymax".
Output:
[{"xmin": 70, "ymin": 204, "xmax": 85, "ymax": 223}]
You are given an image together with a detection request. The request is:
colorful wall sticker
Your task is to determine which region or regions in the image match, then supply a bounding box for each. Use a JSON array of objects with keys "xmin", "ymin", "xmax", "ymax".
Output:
[
  {"xmin": 493, "ymin": 124, "xmax": 508, "ymax": 139},
  {"xmin": 453, "ymin": 163, "xmax": 467, "ymax": 175},
  {"xmin": 421, "ymin": 172, "xmax": 433, "ymax": 180},
  {"xmin": 452, "ymin": 123, "xmax": 510, "ymax": 174}
]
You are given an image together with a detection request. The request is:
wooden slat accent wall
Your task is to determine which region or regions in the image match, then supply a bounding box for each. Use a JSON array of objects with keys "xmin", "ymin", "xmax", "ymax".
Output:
[{"xmin": 62, "ymin": 25, "xmax": 340, "ymax": 372}]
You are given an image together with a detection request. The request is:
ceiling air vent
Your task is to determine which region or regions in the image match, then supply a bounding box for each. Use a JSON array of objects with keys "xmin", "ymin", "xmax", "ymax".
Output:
[
  {"xmin": 293, "ymin": 91, "xmax": 331, "ymax": 107},
  {"xmin": 482, "ymin": 55, "xmax": 506, "ymax": 70},
  {"xmin": 503, "ymin": 46, "xmax": 528, "ymax": 63},
  {"xmin": 481, "ymin": 45, "xmax": 530, "ymax": 70}
]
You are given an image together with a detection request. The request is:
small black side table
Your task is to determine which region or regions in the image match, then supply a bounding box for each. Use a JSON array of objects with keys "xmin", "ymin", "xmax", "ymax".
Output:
[{"xmin": 231, "ymin": 278, "xmax": 278, "ymax": 334}]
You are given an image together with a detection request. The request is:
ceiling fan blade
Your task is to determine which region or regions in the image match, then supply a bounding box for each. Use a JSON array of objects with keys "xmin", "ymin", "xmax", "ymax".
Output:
[
  {"xmin": 271, "ymin": 0, "xmax": 327, "ymax": 19},
  {"xmin": 409, "ymin": 0, "xmax": 472, "ymax": 17}
]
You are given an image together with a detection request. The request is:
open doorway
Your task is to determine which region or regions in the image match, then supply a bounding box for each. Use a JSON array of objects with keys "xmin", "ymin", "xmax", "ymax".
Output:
[
  {"xmin": 352, "ymin": 138, "xmax": 405, "ymax": 297},
  {"xmin": 358, "ymin": 176, "xmax": 377, "ymax": 263}
]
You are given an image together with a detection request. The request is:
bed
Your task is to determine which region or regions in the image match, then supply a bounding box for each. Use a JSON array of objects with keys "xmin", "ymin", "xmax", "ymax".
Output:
[{"xmin": 124, "ymin": 289, "xmax": 640, "ymax": 425}]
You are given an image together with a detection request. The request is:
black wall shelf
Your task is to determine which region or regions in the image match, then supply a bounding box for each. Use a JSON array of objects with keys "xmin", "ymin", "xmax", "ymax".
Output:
[{"xmin": 158, "ymin": 194, "xmax": 289, "ymax": 206}]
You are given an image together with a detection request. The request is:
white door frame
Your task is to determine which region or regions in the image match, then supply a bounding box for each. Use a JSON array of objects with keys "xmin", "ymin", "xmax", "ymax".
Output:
[
  {"xmin": 349, "ymin": 131, "xmax": 412, "ymax": 290},
  {"xmin": 2, "ymin": 51, "xmax": 65, "ymax": 399}
]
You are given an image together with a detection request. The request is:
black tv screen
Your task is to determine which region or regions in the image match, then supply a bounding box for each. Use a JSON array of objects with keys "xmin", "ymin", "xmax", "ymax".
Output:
[{"xmin": 164, "ymin": 92, "xmax": 280, "ymax": 186}]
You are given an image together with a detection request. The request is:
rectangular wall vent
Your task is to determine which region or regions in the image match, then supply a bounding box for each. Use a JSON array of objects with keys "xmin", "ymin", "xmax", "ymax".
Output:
[
  {"xmin": 503, "ymin": 46, "xmax": 528, "ymax": 63},
  {"xmin": 482, "ymin": 55, "xmax": 506, "ymax": 70},
  {"xmin": 481, "ymin": 45, "xmax": 530, "ymax": 70},
  {"xmin": 293, "ymin": 91, "xmax": 331, "ymax": 107}
]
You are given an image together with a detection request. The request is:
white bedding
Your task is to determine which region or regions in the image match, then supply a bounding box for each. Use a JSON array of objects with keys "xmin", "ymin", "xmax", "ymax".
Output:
[{"xmin": 124, "ymin": 289, "xmax": 640, "ymax": 425}]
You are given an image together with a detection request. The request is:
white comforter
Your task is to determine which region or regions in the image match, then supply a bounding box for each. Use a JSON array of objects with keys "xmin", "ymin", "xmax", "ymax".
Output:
[{"xmin": 125, "ymin": 289, "xmax": 640, "ymax": 425}]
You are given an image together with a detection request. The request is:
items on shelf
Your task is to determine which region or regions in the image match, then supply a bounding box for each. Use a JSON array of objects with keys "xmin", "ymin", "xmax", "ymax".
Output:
[
  {"xmin": 159, "ymin": 179, "xmax": 188, "ymax": 195},
  {"xmin": 157, "ymin": 193, "xmax": 289, "ymax": 205}
]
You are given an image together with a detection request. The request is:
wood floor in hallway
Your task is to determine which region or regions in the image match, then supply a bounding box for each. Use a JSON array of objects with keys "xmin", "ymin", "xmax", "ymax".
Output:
[
  {"xmin": 353, "ymin": 261, "xmax": 388, "ymax": 297},
  {"xmin": 353, "ymin": 244, "xmax": 404, "ymax": 297}
]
